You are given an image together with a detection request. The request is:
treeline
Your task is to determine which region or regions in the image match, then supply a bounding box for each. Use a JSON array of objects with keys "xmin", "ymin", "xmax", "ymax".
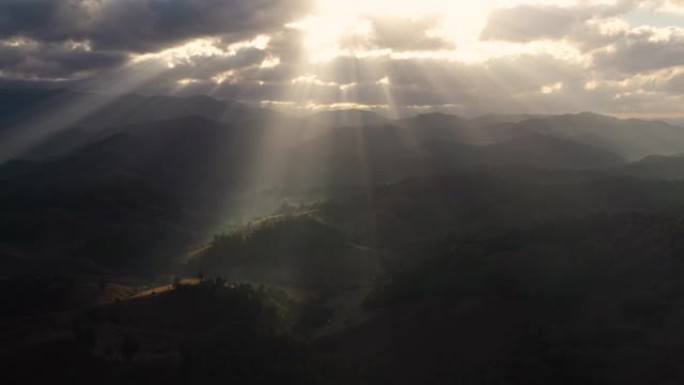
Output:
[{"xmin": 349, "ymin": 213, "xmax": 684, "ymax": 384}]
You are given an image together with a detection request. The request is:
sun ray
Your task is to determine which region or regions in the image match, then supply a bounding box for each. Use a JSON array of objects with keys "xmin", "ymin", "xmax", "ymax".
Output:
[{"xmin": 0, "ymin": 58, "xmax": 177, "ymax": 162}]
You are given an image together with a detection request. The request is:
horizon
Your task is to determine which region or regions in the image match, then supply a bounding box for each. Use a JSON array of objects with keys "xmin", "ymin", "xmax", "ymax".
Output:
[{"xmin": 3, "ymin": 86, "xmax": 683, "ymax": 124}]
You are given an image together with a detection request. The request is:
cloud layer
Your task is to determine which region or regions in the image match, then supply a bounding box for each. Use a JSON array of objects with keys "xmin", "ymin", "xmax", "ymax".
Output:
[{"xmin": 1, "ymin": 0, "xmax": 683, "ymax": 118}]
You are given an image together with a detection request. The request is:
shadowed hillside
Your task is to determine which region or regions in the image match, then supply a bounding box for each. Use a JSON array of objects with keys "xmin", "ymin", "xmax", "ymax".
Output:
[{"xmin": 322, "ymin": 213, "xmax": 684, "ymax": 385}]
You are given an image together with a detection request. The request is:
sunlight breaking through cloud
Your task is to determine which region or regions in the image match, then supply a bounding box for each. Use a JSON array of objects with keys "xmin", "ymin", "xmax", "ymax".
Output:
[{"xmin": 0, "ymin": 0, "xmax": 681, "ymax": 118}]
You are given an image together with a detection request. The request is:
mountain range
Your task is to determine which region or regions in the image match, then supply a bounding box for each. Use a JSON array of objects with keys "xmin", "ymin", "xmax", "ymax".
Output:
[
  {"xmin": 6, "ymin": 89, "xmax": 684, "ymax": 385},
  {"xmin": 2, "ymin": 88, "xmax": 684, "ymax": 273},
  {"xmin": 3, "ymin": 89, "xmax": 684, "ymax": 164}
]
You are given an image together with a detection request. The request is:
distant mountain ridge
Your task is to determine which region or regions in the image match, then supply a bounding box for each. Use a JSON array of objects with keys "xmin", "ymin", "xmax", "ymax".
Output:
[
  {"xmin": 1, "ymin": 90, "xmax": 684, "ymax": 274},
  {"xmin": 613, "ymin": 153, "xmax": 684, "ymax": 180},
  {"xmin": 398, "ymin": 111, "xmax": 684, "ymax": 159},
  {"xmin": 1, "ymin": 88, "xmax": 683, "ymax": 191},
  {"xmin": 308, "ymin": 109, "xmax": 390, "ymax": 127},
  {"xmin": 2, "ymin": 88, "xmax": 683, "ymax": 163},
  {"xmin": 511, "ymin": 112, "xmax": 684, "ymax": 160},
  {"xmin": 0, "ymin": 89, "xmax": 278, "ymax": 162}
]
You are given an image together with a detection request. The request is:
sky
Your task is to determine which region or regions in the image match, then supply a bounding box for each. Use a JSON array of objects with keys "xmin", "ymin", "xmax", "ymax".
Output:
[{"xmin": 1, "ymin": 0, "xmax": 684, "ymax": 118}]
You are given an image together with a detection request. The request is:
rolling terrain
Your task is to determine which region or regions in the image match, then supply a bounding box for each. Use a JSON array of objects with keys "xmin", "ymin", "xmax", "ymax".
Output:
[{"xmin": 4, "ymin": 90, "xmax": 684, "ymax": 384}]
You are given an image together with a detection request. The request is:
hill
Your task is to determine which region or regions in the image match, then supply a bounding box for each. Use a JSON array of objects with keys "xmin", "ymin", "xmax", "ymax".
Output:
[
  {"xmin": 290, "ymin": 126, "xmax": 623, "ymax": 185},
  {"xmin": 0, "ymin": 89, "xmax": 295, "ymax": 161},
  {"xmin": 397, "ymin": 112, "xmax": 532, "ymax": 145},
  {"xmin": 515, "ymin": 112, "xmax": 684, "ymax": 160},
  {"xmin": 612, "ymin": 154, "xmax": 684, "ymax": 180},
  {"xmin": 321, "ymin": 213, "xmax": 684, "ymax": 385},
  {"xmin": 185, "ymin": 214, "xmax": 382, "ymax": 287},
  {"xmin": 0, "ymin": 116, "xmax": 305, "ymax": 272},
  {"xmin": 315, "ymin": 174, "xmax": 684, "ymax": 248},
  {"xmin": 398, "ymin": 111, "xmax": 684, "ymax": 160},
  {"xmin": 3, "ymin": 89, "xmax": 683, "ymax": 164},
  {"xmin": 308, "ymin": 109, "xmax": 390, "ymax": 127}
]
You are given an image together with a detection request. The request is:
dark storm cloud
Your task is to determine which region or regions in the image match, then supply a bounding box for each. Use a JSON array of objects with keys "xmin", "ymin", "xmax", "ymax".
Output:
[
  {"xmin": 0, "ymin": 0, "xmax": 311, "ymax": 84},
  {"xmin": 0, "ymin": 39, "xmax": 128, "ymax": 79},
  {"xmin": 0, "ymin": 0, "xmax": 312, "ymax": 52}
]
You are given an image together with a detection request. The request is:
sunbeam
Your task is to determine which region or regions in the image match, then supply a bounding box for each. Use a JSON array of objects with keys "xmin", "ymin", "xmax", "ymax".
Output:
[{"xmin": 0, "ymin": 58, "xmax": 175, "ymax": 162}]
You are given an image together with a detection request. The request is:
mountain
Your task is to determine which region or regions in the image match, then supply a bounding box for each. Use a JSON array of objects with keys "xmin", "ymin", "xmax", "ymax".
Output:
[
  {"xmin": 477, "ymin": 133, "xmax": 623, "ymax": 169},
  {"xmin": 315, "ymin": 174, "xmax": 684, "ymax": 248},
  {"xmin": 515, "ymin": 112, "xmax": 684, "ymax": 160},
  {"xmin": 1, "ymin": 89, "xmax": 682, "ymax": 275},
  {"xmin": 186, "ymin": 215, "xmax": 382, "ymax": 287},
  {"xmin": 0, "ymin": 89, "xmax": 285, "ymax": 162},
  {"xmin": 0, "ymin": 88, "xmax": 69, "ymax": 128},
  {"xmin": 2, "ymin": 116, "xmax": 261, "ymax": 195},
  {"xmin": 5, "ymin": 91, "xmax": 684, "ymax": 385},
  {"xmin": 324, "ymin": 212, "xmax": 684, "ymax": 385},
  {"xmin": 397, "ymin": 112, "xmax": 684, "ymax": 160},
  {"xmin": 0, "ymin": 113, "xmax": 625, "ymax": 273},
  {"xmin": 0, "ymin": 88, "xmax": 247, "ymax": 129},
  {"xmin": 470, "ymin": 113, "xmax": 549, "ymax": 126},
  {"xmin": 612, "ymin": 153, "xmax": 684, "ymax": 180},
  {"xmin": 0, "ymin": 116, "xmax": 316, "ymax": 272},
  {"xmin": 397, "ymin": 112, "xmax": 535, "ymax": 145},
  {"xmin": 308, "ymin": 109, "xmax": 390, "ymax": 127},
  {"xmin": 3, "ymin": 89, "xmax": 684, "ymax": 163},
  {"xmin": 289, "ymin": 125, "xmax": 623, "ymax": 185}
]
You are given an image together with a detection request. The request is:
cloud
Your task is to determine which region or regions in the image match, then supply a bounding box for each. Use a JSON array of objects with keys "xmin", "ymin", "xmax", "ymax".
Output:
[
  {"xmin": 665, "ymin": 71, "xmax": 684, "ymax": 92},
  {"xmin": 480, "ymin": 1, "xmax": 637, "ymax": 43},
  {"xmin": 592, "ymin": 26, "xmax": 684, "ymax": 74},
  {"xmin": 0, "ymin": 38, "xmax": 128, "ymax": 80},
  {"xmin": 0, "ymin": 0, "xmax": 312, "ymax": 52},
  {"xmin": 0, "ymin": 0, "xmax": 682, "ymax": 118},
  {"xmin": 339, "ymin": 16, "xmax": 455, "ymax": 52},
  {"xmin": 481, "ymin": 5, "xmax": 591, "ymax": 42}
]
